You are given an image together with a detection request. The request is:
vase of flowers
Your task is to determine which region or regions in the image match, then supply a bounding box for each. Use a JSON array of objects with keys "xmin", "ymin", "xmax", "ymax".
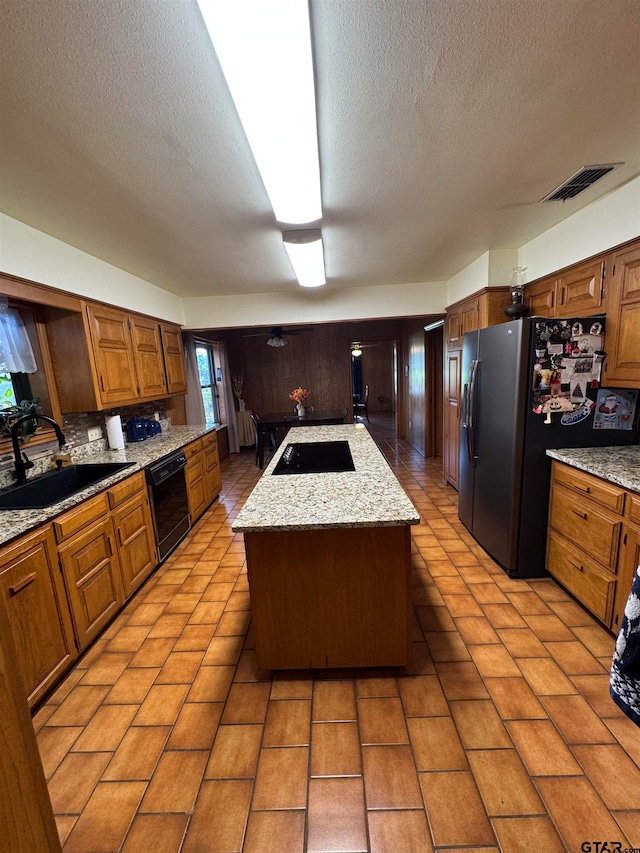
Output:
[{"xmin": 289, "ymin": 387, "xmax": 309, "ymax": 418}]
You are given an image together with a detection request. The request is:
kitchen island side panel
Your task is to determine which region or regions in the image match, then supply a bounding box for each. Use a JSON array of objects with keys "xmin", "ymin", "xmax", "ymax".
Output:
[{"xmin": 244, "ymin": 525, "xmax": 412, "ymax": 670}]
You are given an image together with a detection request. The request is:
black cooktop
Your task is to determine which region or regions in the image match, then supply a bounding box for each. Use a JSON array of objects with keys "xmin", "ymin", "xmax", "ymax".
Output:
[{"xmin": 271, "ymin": 440, "xmax": 355, "ymax": 475}]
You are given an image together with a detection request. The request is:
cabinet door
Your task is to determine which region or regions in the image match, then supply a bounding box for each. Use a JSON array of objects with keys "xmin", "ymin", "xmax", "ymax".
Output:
[
  {"xmin": 203, "ymin": 433, "xmax": 222, "ymax": 502},
  {"xmin": 460, "ymin": 298, "xmax": 480, "ymax": 336},
  {"xmin": 557, "ymin": 259, "xmax": 604, "ymax": 316},
  {"xmin": 58, "ymin": 517, "xmax": 124, "ymax": 650},
  {"xmin": 525, "ymin": 276, "xmax": 557, "ymax": 317},
  {"xmin": 87, "ymin": 305, "xmax": 139, "ymax": 405},
  {"xmin": 112, "ymin": 491, "xmax": 157, "ymax": 598},
  {"xmin": 130, "ymin": 316, "xmax": 168, "ymax": 400},
  {"xmin": 185, "ymin": 452, "xmax": 208, "ymax": 523},
  {"xmin": 613, "ymin": 524, "xmax": 640, "ymax": 634},
  {"xmin": 160, "ymin": 323, "xmax": 188, "ymax": 394},
  {"xmin": 443, "ymin": 349, "xmax": 461, "ymax": 489},
  {"xmin": 0, "ymin": 526, "xmax": 76, "ymax": 707},
  {"xmin": 445, "ymin": 310, "xmax": 461, "ymax": 347},
  {"xmin": 603, "ymin": 241, "xmax": 640, "ymax": 387}
]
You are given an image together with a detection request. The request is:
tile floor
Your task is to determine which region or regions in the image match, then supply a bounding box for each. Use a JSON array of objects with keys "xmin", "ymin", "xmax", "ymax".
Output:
[{"xmin": 34, "ymin": 437, "xmax": 640, "ymax": 853}]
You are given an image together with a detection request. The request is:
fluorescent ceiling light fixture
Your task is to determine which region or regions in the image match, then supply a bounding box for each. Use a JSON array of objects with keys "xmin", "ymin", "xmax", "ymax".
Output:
[
  {"xmin": 197, "ymin": 0, "xmax": 322, "ymax": 225},
  {"xmin": 424, "ymin": 319, "xmax": 445, "ymax": 332},
  {"xmin": 283, "ymin": 231, "xmax": 326, "ymax": 288}
]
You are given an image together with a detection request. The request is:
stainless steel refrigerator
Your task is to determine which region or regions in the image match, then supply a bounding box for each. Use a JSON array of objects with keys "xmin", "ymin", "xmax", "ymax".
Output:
[{"xmin": 458, "ymin": 316, "xmax": 638, "ymax": 578}]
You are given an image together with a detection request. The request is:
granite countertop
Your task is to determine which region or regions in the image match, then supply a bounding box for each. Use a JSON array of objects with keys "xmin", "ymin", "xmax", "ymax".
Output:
[
  {"xmin": 232, "ymin": 424, "xmax": 420, "ymax": 533},
  {"xmin": 546, "ymin": 445, "xmax": 640, "ymax": 494},
  {"xmin": 0, "ymin": 425, "xmax": 213, "ymax": 548}
]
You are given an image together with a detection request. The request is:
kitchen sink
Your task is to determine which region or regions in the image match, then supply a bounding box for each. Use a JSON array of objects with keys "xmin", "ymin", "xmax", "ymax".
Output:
[{"xmin": 0, "ymin": 462, "xmax": 136, "ymax": 510}]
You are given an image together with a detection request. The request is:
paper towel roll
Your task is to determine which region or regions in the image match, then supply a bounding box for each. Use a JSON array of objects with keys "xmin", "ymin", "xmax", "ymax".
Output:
[{"xmin": 106, "ymin": 415, "xmax": 125, "ymax": 450}]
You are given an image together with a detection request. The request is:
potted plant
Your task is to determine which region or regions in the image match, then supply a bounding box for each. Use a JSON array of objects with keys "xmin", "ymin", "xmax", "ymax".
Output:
[{"xmin": 0, "ymin": 398, "xmax": 42, "ymax": 442}]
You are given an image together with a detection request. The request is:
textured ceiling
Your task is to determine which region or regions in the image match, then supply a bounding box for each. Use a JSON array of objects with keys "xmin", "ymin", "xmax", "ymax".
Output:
[{"xmin": 1, "ymin": 0, "xmax": 639, "ymax": 299}]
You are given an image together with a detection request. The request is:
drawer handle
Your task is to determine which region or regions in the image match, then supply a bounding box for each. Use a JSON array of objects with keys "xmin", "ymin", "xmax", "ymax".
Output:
[
  {"xmin": 9, "ymin": 572, "xmax": 37, "ymax": 595},
  {"xmin": 574, "ymin": 484, "xmax": 591, "ymax": 494},
  {"xmin": 568, "ymin": 560, "xmax": 585, "ymax": 573},
  {"xmin": 572, "ymin": 509, "xmax": 588, "ymax": 519}
]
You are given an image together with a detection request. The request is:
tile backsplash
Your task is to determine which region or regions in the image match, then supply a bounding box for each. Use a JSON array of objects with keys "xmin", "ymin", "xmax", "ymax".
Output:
[{"xmin": 0, "ymin": 400, "xmax": 169, "ymax": 481}]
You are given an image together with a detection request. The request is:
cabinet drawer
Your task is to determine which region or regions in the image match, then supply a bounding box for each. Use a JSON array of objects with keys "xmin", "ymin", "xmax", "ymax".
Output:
[
  {"xmin": 552, "ymin": 463, "xmax": 626, "ymax": 514},
  {"xmin": 53, "ymin": 493, "xmax": 109, "ymax": 543},
  {"xmin": 626, "ymin": 493, "xmax": 640, "ymax": 525},
  {"xmin": 108, "ymin": 470, "xmax": 146, "ymax": 509},
  {"xmin": 202, "ymin": 430, "xmax": 218, "ymax": 450},
  {"xmin": 547, "ymin": 531, "xmax": 615, "ymax": 626},
  {"xmin": 550, "ymin": 485, "xmax": 622, "ymax": 572},
  {"xmin": 183, "ymin": 439, "xmax": 203, "ymax": 459}
]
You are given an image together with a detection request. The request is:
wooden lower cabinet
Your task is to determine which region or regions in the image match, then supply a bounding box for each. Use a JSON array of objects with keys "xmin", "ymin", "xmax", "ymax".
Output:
[
  {"xmin": 112, "ymin": 491, "xmax": 157, "ymax": 598},
  {"xmin": 57, "ymin": 514, "xmax": 124, "ymax": 650},
  {"xmin": 0, "ymin": 525, "xmax": 76, "ymax": 708},
  {"xmin": 547, "ymin": 461, "xmax": 639, "ymax": 631},
  {"xmin": 203, "ymin": 431, "xmax": 222, "ymax": 503},
  {"xmin": 185, "ymin": 438, "xmax": 209, "ymax": 523}
]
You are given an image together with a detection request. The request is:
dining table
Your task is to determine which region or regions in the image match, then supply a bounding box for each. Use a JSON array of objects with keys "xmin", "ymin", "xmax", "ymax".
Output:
[{"xmin": 253, "ymin": 409, "xmax": 348, "ymax": 468}]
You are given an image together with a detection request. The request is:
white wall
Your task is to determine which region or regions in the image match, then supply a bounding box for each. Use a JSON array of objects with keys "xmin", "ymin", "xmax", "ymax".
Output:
[
  {"xmin": 182, "ymin": 279, "xmax": 449, "ymax": 330},
  {"xmin": 2, "ymin": 177, "xmax": 638, "ymax": 329},
  {"xmin": 0, "ymin": 214, "xmax": 185, "ymax": 324},
  {"xmin": 519, "ymin": 176, "xmax": 640, "ymax": 281}
]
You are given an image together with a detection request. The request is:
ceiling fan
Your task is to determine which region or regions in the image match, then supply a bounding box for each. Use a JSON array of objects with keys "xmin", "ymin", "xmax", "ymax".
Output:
[{"xmin": 243, "ymin": 326, "xmax": 314, "ymax": 347}]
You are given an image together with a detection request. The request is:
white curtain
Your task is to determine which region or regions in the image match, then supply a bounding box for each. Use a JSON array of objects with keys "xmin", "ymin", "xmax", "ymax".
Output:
[
  {"xmin": 219, "ymin": 341, "xmax": 239, "ymax": 454},
  {"xmin": 0, "ymin": 301, "xmax": 37, "ymax": 374},
  {"xmin": 182, "ymin": 332, "xmax": 206, "ymax": 425}
]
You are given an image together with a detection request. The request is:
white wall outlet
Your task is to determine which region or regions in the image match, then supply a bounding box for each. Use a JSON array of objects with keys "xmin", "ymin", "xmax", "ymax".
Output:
[
  {"xmin": 87, "ymin": 426, "xmax": 103, "ymax": 441},
  {"xmin": 154, "ymin": 411, "xmax": 160, "ymax": 421}
]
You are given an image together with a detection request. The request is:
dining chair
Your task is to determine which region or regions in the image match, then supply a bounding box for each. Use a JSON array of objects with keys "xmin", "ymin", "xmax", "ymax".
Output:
[
  {"xmin": 353, "ymin": 384, "xmax": 369, "ymax": 422},
  {"xmin": 250, "ymin": 414, "xmax": 279, "ymax": 469}
]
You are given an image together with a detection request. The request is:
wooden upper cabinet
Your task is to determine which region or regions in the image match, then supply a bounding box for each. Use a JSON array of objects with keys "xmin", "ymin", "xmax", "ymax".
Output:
[
  {"xmin": 525, "ymin": 276, "xmax": 557, "ymax": 317},
  {"xmin": 446, "ymin": 311, "xmax": 462, "ymax": 347},
  {"xmin": 556, "ymin": 259, "xmax": 604, "ymax": 316},
  {"xmin": 460, "ymin": 300, "xmax": 480, "ymax": 336},
  {"xmin": 130, "ymin": 316, "xmax": 168, "ymax": 400},
  {"xmin": 87, "ymin": 304, "xmax": 139, "ymax": 405},
  {"xmin": 44, "ymin": 302, "xmax": 187, "ymax": 411},
  {"xmin": 160, "ymin": 323, "xmax": 188, "ymax": 395},
  {"xmin": 603, "ymin": 240, "xmax": 640, "ymax": 387}
]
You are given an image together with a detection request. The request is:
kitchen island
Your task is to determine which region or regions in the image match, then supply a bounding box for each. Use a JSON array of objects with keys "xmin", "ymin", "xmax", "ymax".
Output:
[{"xmin": 232, "ymin": 424, "xmax": 420, "ymax": 669}]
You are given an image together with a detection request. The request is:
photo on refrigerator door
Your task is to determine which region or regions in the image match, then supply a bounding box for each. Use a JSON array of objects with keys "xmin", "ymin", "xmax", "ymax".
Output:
[
  {"xmin": 531, "ymin": 316, "xmax": 605, "ymax": 424},
  {"xmin": 593, "ymin": 389, "xmax": 638, "ymax": 430}
]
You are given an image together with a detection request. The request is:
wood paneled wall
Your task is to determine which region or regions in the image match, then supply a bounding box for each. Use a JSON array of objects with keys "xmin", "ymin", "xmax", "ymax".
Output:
[{"xmin": 197, "ymin": 316, "xmax": 443, "ymax": 456}]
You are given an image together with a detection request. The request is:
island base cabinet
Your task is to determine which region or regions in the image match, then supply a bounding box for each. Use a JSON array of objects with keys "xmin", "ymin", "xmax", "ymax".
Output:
[
  {"xmin": 245, "ymin": 526, "xmax": 412, "ymax": 669},
  {"xmin": 0, "ymin": 526, "xmax": 76, "ymax": 708}
]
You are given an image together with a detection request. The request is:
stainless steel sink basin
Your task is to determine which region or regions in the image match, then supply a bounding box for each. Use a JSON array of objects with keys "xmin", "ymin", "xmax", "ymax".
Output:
[{"xmin": 0, "ymin": 462, "xmax": 135, "ymax": 510}]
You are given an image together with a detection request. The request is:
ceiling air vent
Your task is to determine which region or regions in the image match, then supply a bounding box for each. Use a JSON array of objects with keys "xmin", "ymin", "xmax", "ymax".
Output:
[{"xmin": 542, "ymin": 164, "xmax": 623, "ymax": 202}]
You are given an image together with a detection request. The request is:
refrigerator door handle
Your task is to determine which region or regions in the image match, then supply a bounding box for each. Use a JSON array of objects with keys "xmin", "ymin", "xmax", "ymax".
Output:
[{"xmin": 468, "ymin": 358, "xmax": 479, "ymax": 463}]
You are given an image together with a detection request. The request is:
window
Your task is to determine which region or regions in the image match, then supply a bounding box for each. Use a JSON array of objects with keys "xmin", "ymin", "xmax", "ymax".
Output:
[{"xmin": 196, "ymin": 341, "xmax": 220, "ymax": 427}]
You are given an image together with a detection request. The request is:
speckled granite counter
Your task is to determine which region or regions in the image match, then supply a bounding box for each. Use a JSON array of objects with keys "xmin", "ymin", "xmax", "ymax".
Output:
[
  {"xmin": 0, "ymin": 425, "xmax": 213, "ymax": 548},
  {"xmin": 232, "ymin": 424, "xmax": 420, "ymax": 532},
  {"xmin": 546, "ymin": 446, "xmax": 640, "ymax": 494}
]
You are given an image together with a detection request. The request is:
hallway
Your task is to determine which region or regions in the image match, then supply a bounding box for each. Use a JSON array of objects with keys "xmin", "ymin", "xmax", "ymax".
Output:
[{"xmin": 35, "ymin": 435, "xmax": 640, "ymax": 852}]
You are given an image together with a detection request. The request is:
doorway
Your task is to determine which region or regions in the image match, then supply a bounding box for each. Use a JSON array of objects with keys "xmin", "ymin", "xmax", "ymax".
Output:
[{"xmin": 350, "ymin": 339, "xmax": 398, "ymax": 438}]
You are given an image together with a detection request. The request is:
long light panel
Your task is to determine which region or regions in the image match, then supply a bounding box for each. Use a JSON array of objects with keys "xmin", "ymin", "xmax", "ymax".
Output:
[
  {"xmin": 283, "ymin": 237, "xmax": 325, "ymax": 288},
  {"xmin": 197, "ymin": 0, "xmax": 322, "ymax": 225}
]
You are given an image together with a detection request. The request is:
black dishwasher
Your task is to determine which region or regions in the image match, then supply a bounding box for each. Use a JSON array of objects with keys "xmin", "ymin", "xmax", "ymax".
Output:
[{"xmin": 145, "ymin": 449, "xmax": 190, "ymax": 561}]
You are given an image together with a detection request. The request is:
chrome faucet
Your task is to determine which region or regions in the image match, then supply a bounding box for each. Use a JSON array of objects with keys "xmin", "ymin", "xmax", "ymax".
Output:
[{"xmin": 11, "ymin": 414, "xmax": 66, "ymax": 484}]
